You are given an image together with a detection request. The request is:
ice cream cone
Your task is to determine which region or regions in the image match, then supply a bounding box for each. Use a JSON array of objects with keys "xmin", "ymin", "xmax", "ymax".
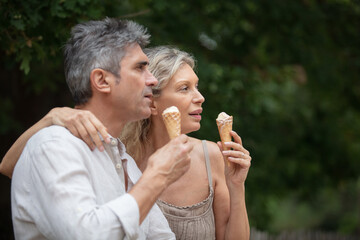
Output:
[
  {"xmin": 216, "ymin": 112, "xmax": 233, "ymax": 166},
  {"xmin": 162, "ymin": 106, "xmax": 181, "ymax": 139}
]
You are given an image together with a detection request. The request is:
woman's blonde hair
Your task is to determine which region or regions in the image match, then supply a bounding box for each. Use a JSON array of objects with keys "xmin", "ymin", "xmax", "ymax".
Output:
[{"xmin": 120, "ymin": 46, "xmax": 195, "ymax": 161}]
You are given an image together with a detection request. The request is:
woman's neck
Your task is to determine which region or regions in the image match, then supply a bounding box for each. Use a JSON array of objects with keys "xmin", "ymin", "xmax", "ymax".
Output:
[{"xmin": 137, "ymin": 115, "xmax": 171, "ymax": 172}]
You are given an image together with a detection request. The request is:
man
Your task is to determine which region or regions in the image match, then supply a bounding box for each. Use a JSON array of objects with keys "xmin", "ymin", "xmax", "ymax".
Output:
[{"xmin": 11, "ymin": 18, "xmax": 192, "ymax": 239}]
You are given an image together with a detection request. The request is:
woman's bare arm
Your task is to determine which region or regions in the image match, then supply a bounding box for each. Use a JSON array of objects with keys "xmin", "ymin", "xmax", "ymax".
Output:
[
  {"xmin": 0, "ymin": 107, "xmax": 109, "ymax": 178},
  {"xmin": 210, "ymin": 131, "xmax": 251, "ymax": 240}
]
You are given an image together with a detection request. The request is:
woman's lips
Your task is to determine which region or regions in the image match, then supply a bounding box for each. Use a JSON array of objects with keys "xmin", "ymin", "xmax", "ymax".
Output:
[
  {"xmin": 190, "ymin": 114, "xmax": 202, "ymax": 120},
  {"xmin": 189, "ymin": 109, "xmax": 202, "ymax": 120}
]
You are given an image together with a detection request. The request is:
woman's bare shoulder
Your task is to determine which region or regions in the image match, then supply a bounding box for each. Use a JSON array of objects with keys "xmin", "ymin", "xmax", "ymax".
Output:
[
  {"xmin": 188, "ymin": 137, "xmax": 203, "ymax": 144},
  {"xmin": 189, "ymin": 138, "xmax": 218, "ymax": 153},
  {"xmin": 189, "ymin": 137, "xmax": 218, "ymax": 148},
  {"xmin": 204, "ymin": 140, "xmax": 222, "ymax": 158},
  {"xmin": 188, "ymin": 137, "xmax": 205, "ymax": 156},
  {"xmin": 192, "ymin": 139, "xmax": 224, "ymax": 170}
]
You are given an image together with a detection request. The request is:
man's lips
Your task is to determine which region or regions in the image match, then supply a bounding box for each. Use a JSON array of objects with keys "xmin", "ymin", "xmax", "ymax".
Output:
[
  {"xmin": 144, "ymin": 87, "xmax": 153, "ymax": 99},
  {"xmin": 143, "ymin": 93, "xmax": 153, "ymax": 104},
  {"xmin": 144, "ymin": 92, "xmax": 153, "ymax": 99}
]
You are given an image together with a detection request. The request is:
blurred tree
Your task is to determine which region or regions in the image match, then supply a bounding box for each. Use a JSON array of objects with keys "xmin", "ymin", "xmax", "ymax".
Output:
[
  {"xmin": 139, "ymin": 0, "xmax": 360, "ymax": 234},
  {"xmin": 0, "ymin": 0, "xmax": 359, "ymax": 237}
]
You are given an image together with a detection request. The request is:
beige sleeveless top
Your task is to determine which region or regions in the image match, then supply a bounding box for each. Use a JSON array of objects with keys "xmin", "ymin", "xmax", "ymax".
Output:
[{"xmin": 156, "ymin": 140, "xmax": 216, "ymax": 240}]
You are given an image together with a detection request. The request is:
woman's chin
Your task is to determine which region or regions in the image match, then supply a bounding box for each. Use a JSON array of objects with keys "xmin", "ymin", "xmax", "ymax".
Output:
[{"xmin": 183, "ymin": 124, "xmax": 201, "ymax": 134}]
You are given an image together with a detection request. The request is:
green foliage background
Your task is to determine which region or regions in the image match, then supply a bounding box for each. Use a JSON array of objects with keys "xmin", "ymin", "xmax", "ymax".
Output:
[{"xmin": 1, "ymin": 0, "xmax": 359, "ymax": 237}]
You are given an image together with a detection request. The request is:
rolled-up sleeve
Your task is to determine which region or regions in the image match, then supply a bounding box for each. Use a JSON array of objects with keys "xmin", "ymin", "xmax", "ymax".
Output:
[
  {"xmin": 107, "ymin": 194, "xmax": 140, "ymax": 238},
  {"xmin": 124, "ymin": 151, "xmax": 175, "ymax": 239}
]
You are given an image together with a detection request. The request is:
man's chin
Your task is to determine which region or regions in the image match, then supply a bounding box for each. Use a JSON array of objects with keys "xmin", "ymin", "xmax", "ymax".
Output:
[
  {"xmin": 143, "ymin": 110, "xmax": 152, "ymax": 119},
  {"xmin": 130, "ymin": 108, "xmax": 151, "ymax": 122}
]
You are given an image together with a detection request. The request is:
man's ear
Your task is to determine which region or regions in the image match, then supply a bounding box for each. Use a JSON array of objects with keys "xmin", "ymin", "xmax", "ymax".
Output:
[{"xmin": 90, "ymin": 68, "xmax": 111, "ymax": 93}]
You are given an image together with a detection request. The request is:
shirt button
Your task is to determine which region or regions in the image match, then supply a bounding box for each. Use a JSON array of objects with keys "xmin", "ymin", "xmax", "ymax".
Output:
[
  {"xmin": 116, "ymin": 163, "xmax": 122, "ymax": 169},
  {"xmin": 110, "ymin": 138, "xmax": 117, "ymax": 146}
]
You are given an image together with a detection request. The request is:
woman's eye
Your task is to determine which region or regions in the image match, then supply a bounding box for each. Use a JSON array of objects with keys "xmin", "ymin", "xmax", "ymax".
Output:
[{"xmin": 180, "ymin": 86, "xmax": 189, "ymax": 91}]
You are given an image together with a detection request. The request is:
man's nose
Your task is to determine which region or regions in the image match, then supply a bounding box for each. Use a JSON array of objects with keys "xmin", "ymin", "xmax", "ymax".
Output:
[{"xmin": 145, "ymin": 70, "xmax": 158, "ymax": 86}]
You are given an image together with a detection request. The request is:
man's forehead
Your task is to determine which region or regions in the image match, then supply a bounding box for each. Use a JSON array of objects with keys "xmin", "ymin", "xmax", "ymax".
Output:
[{"xmin": 121, "ymin": 43, "xmax": 148, "ymax": 64}]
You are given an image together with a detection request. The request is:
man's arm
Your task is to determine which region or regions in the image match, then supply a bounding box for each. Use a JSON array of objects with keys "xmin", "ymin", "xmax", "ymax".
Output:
[
  {"xmin": 1, "ymin": 107, "xmax": 109, "ymax": 178},
  {"xmin": 129, "ymin": 134, "xmax": 192, "ymax": 223}
]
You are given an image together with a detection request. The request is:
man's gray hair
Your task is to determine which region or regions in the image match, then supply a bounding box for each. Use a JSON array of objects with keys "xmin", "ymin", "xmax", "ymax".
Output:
[{"xmin": 64, "ymin": 17, "xmax": 150, "ymax": 105}]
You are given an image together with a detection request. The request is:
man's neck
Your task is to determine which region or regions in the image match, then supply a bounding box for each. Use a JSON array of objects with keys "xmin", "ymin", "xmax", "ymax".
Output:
[{"xmin": 76, "ymin": 102, "xmax": 126, "ymax": 138}]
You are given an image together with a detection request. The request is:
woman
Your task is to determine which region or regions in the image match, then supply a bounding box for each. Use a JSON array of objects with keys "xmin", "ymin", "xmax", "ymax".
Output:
[
  {"xmin": 1, "ymin": 46, "xmax": 251, "ymax": 239},
  {"xmin": 121, "ymin": 46, "xmax": 251, "ymax": 239}
]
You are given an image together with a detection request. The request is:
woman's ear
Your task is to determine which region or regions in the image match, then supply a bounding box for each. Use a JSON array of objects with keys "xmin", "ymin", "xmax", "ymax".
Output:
[
  {"xmin": 90, "ymin": 68, "xmax": 111, "ymax": 93},
  {"xmin": 150, "ymin": 100, "xmax": 159, "ymax": 115}
]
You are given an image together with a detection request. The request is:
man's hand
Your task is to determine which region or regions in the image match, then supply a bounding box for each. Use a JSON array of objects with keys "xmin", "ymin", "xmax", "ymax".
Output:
[
  {"xmin": 146, "ymin": 134, "xmax": 193, "ymax": 186},
  {"xmin": 129, "ymin": 134, "xmax": 193, "ymax": 224}
]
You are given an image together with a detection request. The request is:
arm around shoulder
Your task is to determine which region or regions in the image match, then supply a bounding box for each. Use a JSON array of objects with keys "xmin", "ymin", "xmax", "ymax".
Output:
[
  {"xmin": 0, "ymin": 111, "xmax": 54, "ymax": 178},
  {"xmin": 1, "ymin": 107, "xmax": 109, "ymax": 178}
]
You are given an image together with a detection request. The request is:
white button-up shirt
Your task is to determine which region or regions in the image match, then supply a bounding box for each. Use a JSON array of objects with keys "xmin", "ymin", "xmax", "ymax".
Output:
[{"xmin": 11, "ymin": 126, "xmax": 174, "ymax": 240}]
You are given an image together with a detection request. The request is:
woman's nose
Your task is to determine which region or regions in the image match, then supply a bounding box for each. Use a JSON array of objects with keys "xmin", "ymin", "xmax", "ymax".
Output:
[{"xmin": 193, "ymin": 89, "xmax": 205, "ymax": 104}]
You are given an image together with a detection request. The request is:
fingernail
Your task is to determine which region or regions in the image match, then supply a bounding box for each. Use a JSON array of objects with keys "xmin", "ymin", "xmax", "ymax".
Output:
[
  {"xmin": 99, "ymin": 146, "xmax": 104, "ymax": 152},
  {"xmin": 105, "ymin": 137, "xmax": 111, "ymax": 144}
]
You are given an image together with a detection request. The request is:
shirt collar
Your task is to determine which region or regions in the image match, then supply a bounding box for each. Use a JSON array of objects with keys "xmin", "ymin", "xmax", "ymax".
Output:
[
  {"xmin": 98, "ymin": 133, "xmax": 140, "ymax": 184},
  {"xmin": 99, "ymin": 133, "xmax": 126, "ymax": 158}
]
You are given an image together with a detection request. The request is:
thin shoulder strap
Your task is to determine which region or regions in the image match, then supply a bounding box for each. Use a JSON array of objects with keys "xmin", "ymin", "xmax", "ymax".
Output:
[{"xmin": 202, "ymin": 140, "xmax": 213, "ymax": 188}]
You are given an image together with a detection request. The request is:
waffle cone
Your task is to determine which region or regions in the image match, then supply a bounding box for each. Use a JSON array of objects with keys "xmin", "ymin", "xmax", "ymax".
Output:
[
  {"xmin": 216, "ymin": 116, "xmax": 233, "ymax": 150},
  {"xmin": 162, "ymin": 111, "xmax": 181, "ymax": 139},
  {"xmin": 216, "ymin": 113, "xmax": 233, "ymax": 167}
]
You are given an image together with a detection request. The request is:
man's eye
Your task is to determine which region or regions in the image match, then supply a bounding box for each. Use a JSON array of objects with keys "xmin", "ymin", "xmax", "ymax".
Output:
[{"xmin": 137, "ymin": 64, "xmax": 147, "ymax": 71}]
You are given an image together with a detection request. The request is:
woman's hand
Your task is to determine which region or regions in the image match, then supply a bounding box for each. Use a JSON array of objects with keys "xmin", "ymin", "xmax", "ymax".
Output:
[
  {"xmin": 47, "ymin": 107, "xmax": 110, "ymax": 151},
  {"xmin": 217, "ymin": 131, "xmax": 252, "ymax": 186}
]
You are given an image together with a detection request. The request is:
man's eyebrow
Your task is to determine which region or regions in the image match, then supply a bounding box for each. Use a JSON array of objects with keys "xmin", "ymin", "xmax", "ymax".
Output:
[{"xmin": 137, "ymin": 61, "xmax": 149, "ymax": 66}]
